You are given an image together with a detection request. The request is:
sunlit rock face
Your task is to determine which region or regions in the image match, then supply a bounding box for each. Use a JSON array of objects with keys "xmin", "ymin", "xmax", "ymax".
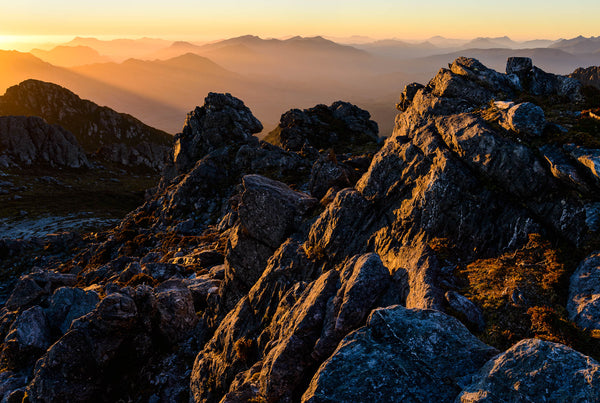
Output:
[{"xmin": 2, "ymin": 56, "xmax": 600, "ymax": 403}]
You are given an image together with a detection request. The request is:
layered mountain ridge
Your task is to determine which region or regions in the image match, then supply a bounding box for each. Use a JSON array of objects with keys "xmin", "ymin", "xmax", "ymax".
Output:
[
  {"xmin": 0, "ymin": 79, "xmax": 172, "ymax": 170},
  {"xmin": 1, "ymin": 56, "xmax": 600, "ymax": 402}
]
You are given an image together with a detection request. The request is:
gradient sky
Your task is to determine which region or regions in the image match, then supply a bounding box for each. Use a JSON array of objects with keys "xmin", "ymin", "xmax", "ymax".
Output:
[{"xmin": 1, "ymin": 0, "xmax": 599, "ymax": 42}]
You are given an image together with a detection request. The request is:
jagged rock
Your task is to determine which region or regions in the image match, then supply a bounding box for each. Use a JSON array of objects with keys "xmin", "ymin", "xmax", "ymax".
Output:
[
  {"xmin": 570, "ymin": 65, "xmax": 600, "ymax": 89},
  {"xmin": 28, "ymin": 329, "xmax": 102, "ymax": 402},
  {"xmin": 428, "ymin": 68, "xmax": 494, "ymax": 106},
  {"xmin": 0, "ymin": 371, "xmax": 27, "ymax": 402},
  {"xmin": 458, "ymin": 339, "xmax": 600, "ymax": 402},
  {"xmin": 238, "ymin": 174, "xmax": 317, "ymax": 249},
  {"xmin": 170, "ymin": 93, "xmax": 262, "ymax": 177},
  {"xmin": 567, "ymin": 251, "xmax": 600, "ymax": 330},
  {"xmin": 306, "ymin": 189, "xmax": 372, "ymax": 262},
  {"xmin": 445, "ymin": 291, "xmax": 485, "ymax": 330},
  {"xmin": 1, "ymin": 306, "xmax": 50, "ymax": 369},
  {"xmin": 540, "ymin": 145, "xmax": 591, "ymax": 192},
  {"xmin": 0, "ymin": 79, "xmax": 172, "ymax": 170},
  {"xmin": 46, "ymin": 287, "xmax": 100, "ymax": 335},
  {"xmin": 308, "ymin": 153, "xmax": 352, "ymax": 199},
  {"xmin": 0, "ymin": 116, "xmax": 89, "ymax": 168},
  {"xmin": 267, "ymin": 101, "xmax": 378, "ymax": 152},
  {"xmin": 397, "ymin": 83, "xmax": 425, "ymax": 112},
  {"xmin": 224, "ymin": 175, "xmax": 317, "ymax": 302},
  {"xmin": 154, "ymin": 280, "xmax": 198, "ymax": 342},
  {"xmin": 5, "ymin": 269, "xmax": 77, "ymax": 311},
  {"xmin": 565, "ymin": 144, "xmax": 600, "ymax": 184},
  {"xmin": 302, "ymin": 306, "xmax": 497, "ymax": 403}
]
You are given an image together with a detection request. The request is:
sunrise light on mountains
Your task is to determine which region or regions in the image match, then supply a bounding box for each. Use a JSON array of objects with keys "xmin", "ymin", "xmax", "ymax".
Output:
[{"xmin": 1, "ymin": 1, "xmax": 600, "ymax": 402}]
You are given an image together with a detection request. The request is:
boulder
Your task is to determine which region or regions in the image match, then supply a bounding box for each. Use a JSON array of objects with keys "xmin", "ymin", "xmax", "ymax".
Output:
[
  {"xmin": 567, "ymin": 251, "xmax": 600, "ymax": 330},
  {"xmin": 506, "ymin": 57, "xmax": 533, "ymax": 75},
  {"xmin": 267, "ymin": 101, "xmax": 379, "ymax": 152},
  {"xmin": 1, "ymin": 306, "xmax": 51, "ymax": 369},
  {"xmin": 502, "ymin": 102, "xmax": 546, "ymax": 136},
  {"xmin": 458, "ymin": 339, "xmax": 600, "ymax": 402},
  {"xmin": 46, "ymin": 287, "xmax": 100, "ymax": 335},
  {"xmin": 302, "ymin": 306, "xmax": 497, "ymax": 402},
  {"xmin": 308, "ymin": 153, "xmax": 352, "ymax": 199},
  {"xmin": 5, "ymin": 269, "xmax": 77, "ymax": 311},
  {"xmin": 153, "ymin": 280, "xmax": 198, "ymax": 342},
  {"xmin": 445, "ymin": 291, "xmax": 485, "ymax": 330},
  {"xmin": 565, "ymin": 144, "xmax": 600, "ymax": 184}
]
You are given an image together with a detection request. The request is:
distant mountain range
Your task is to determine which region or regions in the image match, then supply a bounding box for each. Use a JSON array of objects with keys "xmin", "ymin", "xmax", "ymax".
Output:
[{"xmin": 1, "ymin": 34, "xmax": 599, "ymax": 137}]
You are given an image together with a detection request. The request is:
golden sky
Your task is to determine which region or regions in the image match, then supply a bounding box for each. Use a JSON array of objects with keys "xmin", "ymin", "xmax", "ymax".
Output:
[{"xmin": 0, "ymin": 0, "xmax": 598, "ymax": 47}]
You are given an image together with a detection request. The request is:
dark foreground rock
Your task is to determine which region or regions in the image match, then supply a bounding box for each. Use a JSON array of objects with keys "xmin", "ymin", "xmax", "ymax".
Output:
[
  {"xmin": 457, "ymin": 339, "xmax": 600, "ymax": 402},
  {"xmin": 302, "ymin": 306, "xmax": 498, "ymax": 403}
]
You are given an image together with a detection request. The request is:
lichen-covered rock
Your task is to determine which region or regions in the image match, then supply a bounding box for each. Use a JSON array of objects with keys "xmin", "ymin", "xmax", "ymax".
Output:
[
  {"xmin": 445, "ymin": 291, "xmax": 485, "ymax": 330},
  {"xmin": 153, "ymin": 280, "xmax": 198, "ymax": 342},
  {"xmin": 457, "ymin": 339, "xmax": 600, "ymax": 402},
  {"xmin": 302, "ymin": 306, "xmax": 497, "ymax": 403},
  {"xmin": 567, "ymin": 251, "xmax": 600, "ymax": 330},
  {"xmin": 503, "ymin": 102, "xmax": 546, "ymax": 136},
  {"xmin": 565, "ymin": 144, "xmax": 600, "ymax": 184}
]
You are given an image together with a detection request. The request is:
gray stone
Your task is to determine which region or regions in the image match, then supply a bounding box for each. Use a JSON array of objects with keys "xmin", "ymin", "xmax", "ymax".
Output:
[
  {"xmin": 506, "ymin": 57, "xmax": 532, "ymax": 75},
  {"xmin": 504, "ymin": 102, "xmax": 546, "ymax": 136},
  {"xmin": 302, "ymin": 306, "xmax": 497, "ymax": 403},
  {"xmin": 457, "ymin": 339, "xmax": 600, "ymax": 402},
  {"xmin": 46, "ymin": 287, "xmax": 100, "ymax": 334},
  {"xmin": 1, "ymin": 306, "xmax": 50, "ymax": 369},
  {"xmin": 568, "ymin": 251, "xmax": 600, "ymax": 330}
]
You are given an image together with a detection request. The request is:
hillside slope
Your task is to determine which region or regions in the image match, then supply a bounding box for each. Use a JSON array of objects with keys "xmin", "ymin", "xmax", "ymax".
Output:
[{"xmin": 0, "ymin": 79, "xmax": 172, "ymax": 170}]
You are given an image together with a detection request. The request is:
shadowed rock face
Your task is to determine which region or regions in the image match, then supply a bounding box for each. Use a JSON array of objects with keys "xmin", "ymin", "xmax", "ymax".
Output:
[
  {"xmin": 0, "ymin": 116, "xmax": 89, "ymax": 168},
  {"xmin": 2, "ymin": 56, "xmax": 600, "ymax": 402},
  {"xmin": 0, "ymin": 79, "xmax": 172, "ymax": 170}
]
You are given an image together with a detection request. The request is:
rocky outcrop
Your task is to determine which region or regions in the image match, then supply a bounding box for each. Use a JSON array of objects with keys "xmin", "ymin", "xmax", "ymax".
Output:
[
  {"xmin": 0, "ymin": 79, "xmax": 172, "ymax": 170},
  {"xmin": 0, "ymin": 116, "xmax": 89, "ymax": 168},
  {"xmin": 265, "ymin": 101, "xmax": 379, "ymax": 153},
  {"xmin": 458, "ymin": 339, "xmax": 600, "ymax": 402},
  {"xmin": 570, "ymin": 65, "xmax": 600, "ymax": 89},
  {"xmin": 169, "ymin": 92, "xmax": 263, "ymax": 178},
  {"xmin": 2, "ymin": 56, "xmax": 600, "ymax": 402}
]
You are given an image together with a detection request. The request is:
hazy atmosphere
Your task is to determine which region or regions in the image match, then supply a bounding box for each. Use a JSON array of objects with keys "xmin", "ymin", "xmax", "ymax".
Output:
[{"xmin": 2, "ymin": 1, "xmax": 600, "ymax": 402}]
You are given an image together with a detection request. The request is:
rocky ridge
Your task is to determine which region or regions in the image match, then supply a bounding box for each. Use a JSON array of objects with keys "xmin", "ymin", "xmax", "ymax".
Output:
[
  {"xmin": 0, "ymin": 116, "xmax": 89, "ymax": 169},
  {"xmin": 0, "ymin": 80, "xmax": 172, "ymax": 171},
  {"xmin": 1, "ymin": 57, "xmax": 600, "ymax": 402},
  {"xmin": 571, "ymin": 65, "xmax": 600, "ymax": 89}
]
